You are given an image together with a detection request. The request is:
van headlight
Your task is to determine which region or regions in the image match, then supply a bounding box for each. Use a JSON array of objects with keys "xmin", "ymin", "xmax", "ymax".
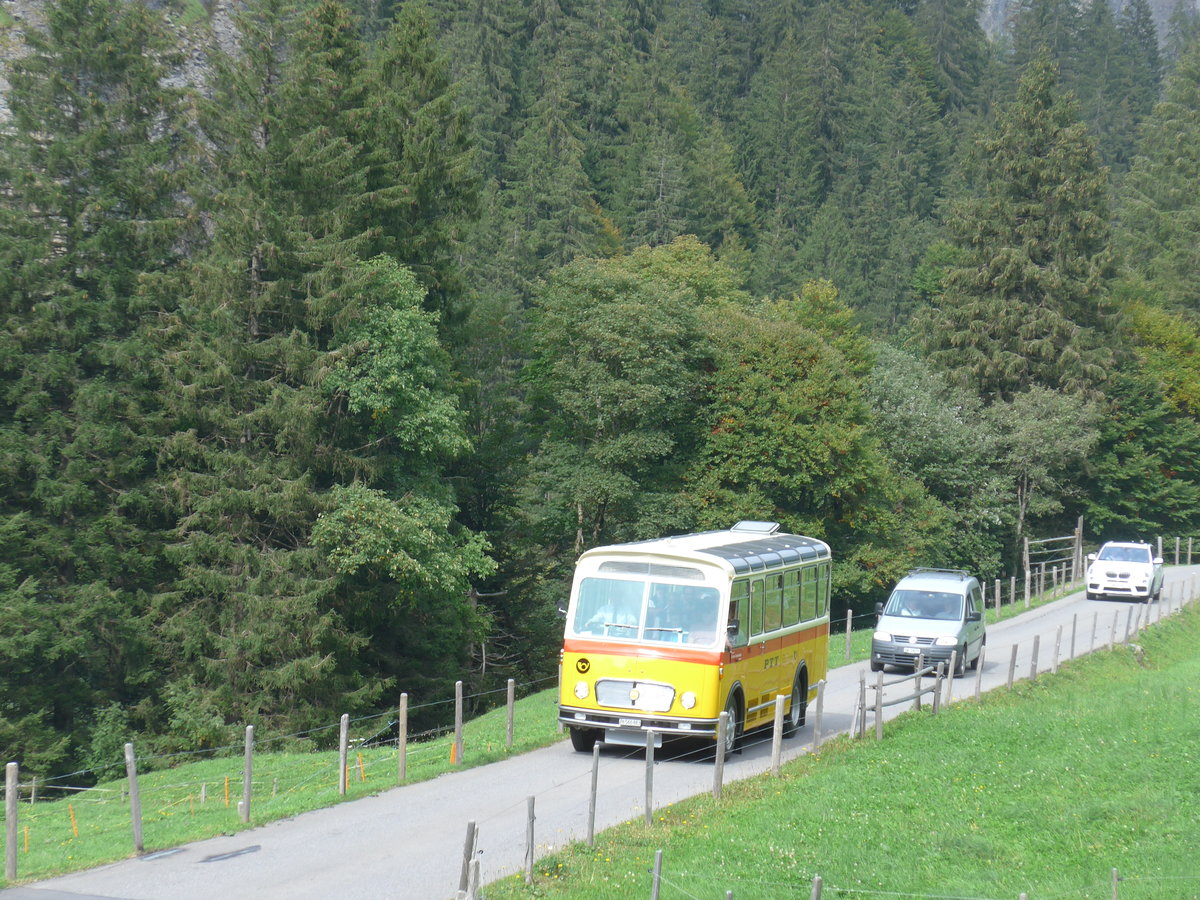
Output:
[
  {"xmin": 574, "ymin": 681, "xmax": 589, "ymax": 699},
  {"xmin": 680, "ymin": 691, "xmax": 697, "ymax": 710},
  {"xmin": 934, "ymin": 636, "xmax": 958, "ymax": 646},
  {"xmin": 873, "ymin": 631, "xmax": 892, "ymax": 641}
]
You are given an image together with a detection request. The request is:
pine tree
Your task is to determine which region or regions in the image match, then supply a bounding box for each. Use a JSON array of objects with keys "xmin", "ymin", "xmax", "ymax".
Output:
[
  {"xmin": 920, "ymin": 54, "xmax": 1115, "ymax": 402},
  {"xmin": 0, "ymin": 0, "xmax": 194, "ymax": 771}
]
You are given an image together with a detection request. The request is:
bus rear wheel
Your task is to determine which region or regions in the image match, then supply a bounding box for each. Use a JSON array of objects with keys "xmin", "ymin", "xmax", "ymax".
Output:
[
  {"xmin": 569, "ymin": 726, "xmax": 600, "ymax": 753},
  {"xmin": 783, "ymin": 668, "xmax": 807, "ymax": 737}
]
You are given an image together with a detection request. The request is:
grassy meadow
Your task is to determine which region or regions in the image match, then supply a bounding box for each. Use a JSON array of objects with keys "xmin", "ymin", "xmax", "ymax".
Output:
[
  {"xmin": 485, "ymin": 602, "xmax": 1200, "ymax": 900},
  {"xmin": 0, "ymin": 577, "xmax": 1143, "ymax": 891}
]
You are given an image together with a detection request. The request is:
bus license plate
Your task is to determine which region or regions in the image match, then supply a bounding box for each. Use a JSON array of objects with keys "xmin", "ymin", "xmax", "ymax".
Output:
[{"xmin": 618, "ymin": 717, "xmax": 641, "ymax": 727}]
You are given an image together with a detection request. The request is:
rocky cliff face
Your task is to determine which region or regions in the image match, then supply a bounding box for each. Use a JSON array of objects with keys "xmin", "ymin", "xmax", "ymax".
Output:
[{"xmin": 0, "ymin": 0, "xmax": 240, "ymax": 122}]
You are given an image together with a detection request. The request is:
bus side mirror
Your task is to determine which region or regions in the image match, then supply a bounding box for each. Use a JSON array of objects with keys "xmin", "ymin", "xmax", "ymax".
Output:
[
  {"xmin": 726, "ymin": 618, "xmax": 740, "ymax": 636},
  {"xmin": 557, "ymin": 604, "xmax": 567, "ymax": 618}
]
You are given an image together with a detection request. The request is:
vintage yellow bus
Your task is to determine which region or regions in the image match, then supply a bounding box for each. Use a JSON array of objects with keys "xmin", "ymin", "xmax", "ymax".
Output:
[{"xmin": 558, "ymin": 521, "xmax": 831, "ymax": 756}]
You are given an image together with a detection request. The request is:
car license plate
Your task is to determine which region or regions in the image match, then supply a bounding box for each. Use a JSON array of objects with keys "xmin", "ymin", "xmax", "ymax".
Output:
[
  {"xmin": 903, "ymin": 647, "xmax": 920, "ymax": 655},
  {"xmin": 618, "ymin": 717, "xmax": 641, "ymax": 727}
]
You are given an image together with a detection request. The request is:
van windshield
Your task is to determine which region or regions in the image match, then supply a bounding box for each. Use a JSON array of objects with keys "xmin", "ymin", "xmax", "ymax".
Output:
[{"xmin": 882, "ymin": 589, "xmax": 963, "ymax": 621}]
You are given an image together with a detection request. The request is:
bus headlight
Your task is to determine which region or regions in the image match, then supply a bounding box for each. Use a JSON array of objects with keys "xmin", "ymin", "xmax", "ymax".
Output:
[
  {"xmin": 873, "ymin": 631, "xmax": 891, "ymax": 642},
  {"xmin": 574, "ymin": 681, "xmax": 589, "ymax": 699},
  {"xmin": 680, "ymin": 691, "xmax": 697, "ymax": 710}
]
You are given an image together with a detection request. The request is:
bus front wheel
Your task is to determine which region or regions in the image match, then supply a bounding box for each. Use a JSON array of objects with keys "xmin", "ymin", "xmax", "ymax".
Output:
[
  {"xmin": 721, "ymin": 692, "xmax": 743, "ymax": 758},
  {"xmin": 569, "ymin": 726, "xmax": 600, "ymax": 752}
]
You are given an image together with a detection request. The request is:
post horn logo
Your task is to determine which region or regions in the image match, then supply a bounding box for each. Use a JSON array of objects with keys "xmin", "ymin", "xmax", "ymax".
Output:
[{"xmin": 576, "ymin": 658, "xmax": 591, "ymax": 673}]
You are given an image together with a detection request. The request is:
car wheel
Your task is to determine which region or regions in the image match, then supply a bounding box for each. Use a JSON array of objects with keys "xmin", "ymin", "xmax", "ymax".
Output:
[
  {"xmin": 568, "ymin": 726, "xmax": 599, "ymax": 753},
  {"xmin": 783, "ymin": 669, "xmax": 807, "ymax": 737},
  {"xmin": 721, "ymin": 691, "xmax": 743, "ymax": 759},
  {"xmin": 954, "ymin": 647, "xmax": 967, "ymax": 678},
  {"xmin": 869, "ymin": 660, "xmax": 883, "ymax": 673}
]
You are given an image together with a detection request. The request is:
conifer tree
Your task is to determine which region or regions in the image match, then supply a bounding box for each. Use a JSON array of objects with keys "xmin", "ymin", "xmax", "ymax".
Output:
[
  {"xmin": 0, "ymin": 0, "xmax": 194, "ymax": 770},
  {"xmin": 920, "ymin": 54, "xmax": 1115, "ymax": 402},
  {"xmin": 149, "ymin": 0, "xmax": 488, "ymax": 741},
  {"xmin": 1113, "ymin": 37, "xmax": 1200, "ymax": 314}
]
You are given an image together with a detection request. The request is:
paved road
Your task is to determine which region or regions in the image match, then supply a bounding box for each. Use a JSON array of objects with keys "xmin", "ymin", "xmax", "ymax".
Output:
[{"xmin": 7, "ymin": 567, "xmax": 1197, "ymax": 900}]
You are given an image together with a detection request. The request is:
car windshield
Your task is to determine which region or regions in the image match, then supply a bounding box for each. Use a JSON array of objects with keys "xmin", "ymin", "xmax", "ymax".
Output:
[
  {"xmin": 882, "ymin": 589, "xmax": 963, "ymax": 621},
  {"xmin": 1097, "ymin": 545, "xmax": 1151, "ymax": 563}
]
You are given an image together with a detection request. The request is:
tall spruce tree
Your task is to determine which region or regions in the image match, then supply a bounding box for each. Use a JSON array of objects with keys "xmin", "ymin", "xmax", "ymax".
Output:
[
  {"xmin": 0, "ymin": 0, "xmax": 194, "ymax": 772},
  {"xmin": 920, "ymin": 54, "xmax": 1115, "ymax": 402},
  {"xmin": 1113, "ymin": 37, "xmax": 1200, "ymax": 314},
  {"xmin": 148, "ymin": 0, "xmax": 488, "ymax": 744}
]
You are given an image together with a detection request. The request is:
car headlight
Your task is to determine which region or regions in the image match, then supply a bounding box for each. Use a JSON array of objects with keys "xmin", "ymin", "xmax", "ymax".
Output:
[
  {"xmin": 680, "ymin": 691, "xmax": 697, "ymax": 710},
  {"xmin": 574, "ymin": 681, "xmax": 589, "ymax": 699},
  {"xmin": 873, "ymin": 631, "xmax": 892, "ymax": 641},
  {"xmin": 934, "ymin": 636, "xmax": 958, "ymax": 646}
]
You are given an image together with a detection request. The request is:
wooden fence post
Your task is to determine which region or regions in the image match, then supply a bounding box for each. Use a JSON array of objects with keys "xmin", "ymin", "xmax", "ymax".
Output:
[
  {"xmin": 241, "ymin": 725, "xmax": 253, "ymax": 824},
  {"xmin": 974, "ymin": 647, "xmax": 985, "ymax": 700},
  {"xmin": 1029, "ymin": 634, "xmax": 1040, "ymax": 681},
  {"xmin": 338, "ymin": 714, "xmax": 349, "ymax": 795},
  {"xmin": 124, "ymin": 742, "xmax": 144, "ymax": 854},
  {"xmin": 454, "ymin": 680, "xmax": 464, "ymax": 765},
  {"xmin": 844, "ymin": 609, "xmax": 853, "ymax": 660},
  {"xmin": 644, "ymin": 733, "xmax": 655, "ymax": 825},
  {"xmin": 1007, "ymin": 644, "xmax": 1018, "ymax": 690},
  {"xmin": 874, "ymin": 672, "xmax": 884, "ymax": 740},
  {"xmin": 5, "ymin": 762, "xmax": 17, "ymax": 882},
  {"xmin": 525, "ymin": 797, "xmax": 535, "ymax": 884},
  {"xmin": 459, "ymin": 820, "xmax": 477, "ymax": 895},
  {"xmin": 651, "ymin": 849, "xmax": 663, "ymax": 900},
  {"xmin": 398, "ymin": 693, "xmax": 408, "ymax": 783},
  {"xmin": 771, "ymin": 696, "xmax": 784, "ymax": 775},
  {"xmin": 587, "ymin": 744, "xmax": 599, "ymax": 846},
  {"xmin": 811, "ymin": 874, "xmax": 823, "ymax": 899},
  {"xmin": 812, "ymin": 680, "xmax": 825, "ymax": 753},
  {"xmin": 506, "ymin": 678, "xmax": 516, "ymax": 751},
  {"xmin": 713, "ymin": 711, "xmax": 727, "ymax": 799}
]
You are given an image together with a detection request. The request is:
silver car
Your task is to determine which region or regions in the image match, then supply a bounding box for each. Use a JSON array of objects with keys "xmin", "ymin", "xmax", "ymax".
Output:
[{"xmin": 871, "ymin": 568, "xmax": 986, "ymax": 677}]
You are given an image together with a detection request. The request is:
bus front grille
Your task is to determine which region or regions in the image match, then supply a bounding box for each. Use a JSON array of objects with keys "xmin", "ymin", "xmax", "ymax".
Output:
[{"xmin": 595, "ymin": 679, "xmax": 675, "ymax": 713}]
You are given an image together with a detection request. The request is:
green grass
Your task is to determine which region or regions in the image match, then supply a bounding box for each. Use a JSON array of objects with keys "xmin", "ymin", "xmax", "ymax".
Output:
[
  {"xmin": 1, "ymin": 687, "xmax": 563, "ymax": 885},
  {"xmin": 486, "ymin": 603, "xmax": 1200, "ymax": 900},
  {"xmin": 0, "ymin": 577, "xmax": 1093, "ymax": 887}
]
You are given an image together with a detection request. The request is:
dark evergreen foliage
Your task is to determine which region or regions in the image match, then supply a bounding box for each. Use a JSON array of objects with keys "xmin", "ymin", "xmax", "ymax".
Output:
[{"xmin": 5, "ymin": 0, "xmax": 1200, "ymax": 778}]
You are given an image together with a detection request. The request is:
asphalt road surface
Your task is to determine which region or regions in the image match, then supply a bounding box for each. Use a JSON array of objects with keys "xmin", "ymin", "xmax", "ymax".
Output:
[{"xmin": 7, "ymin": 567, "xmax": 1197, "ymax": 900}]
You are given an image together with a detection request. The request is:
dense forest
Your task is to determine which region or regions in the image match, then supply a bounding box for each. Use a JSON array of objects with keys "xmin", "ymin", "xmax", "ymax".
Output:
[{"xmin": 4, "ymin": 0, "xmax": 1200, "ymax": 778}]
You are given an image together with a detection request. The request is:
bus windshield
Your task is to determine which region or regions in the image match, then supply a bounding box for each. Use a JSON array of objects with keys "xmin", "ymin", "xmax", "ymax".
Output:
[{"xmin": 571, "ymin": 577, "xmax": 722, "ymax": 647}]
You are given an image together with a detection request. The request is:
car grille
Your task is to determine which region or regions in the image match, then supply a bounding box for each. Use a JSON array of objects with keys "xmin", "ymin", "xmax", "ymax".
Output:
[{"xmin": 890, "ymin": 635, "xmax": 936, "ymax": 645}]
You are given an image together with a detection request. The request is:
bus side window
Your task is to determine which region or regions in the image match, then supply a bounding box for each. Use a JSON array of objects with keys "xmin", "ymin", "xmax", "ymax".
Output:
[
  {"xmin": 750, "ymin": 579, "xmax": 764, "ymax": 637},
  {"xmin": 728, "ymin": 581, "xmax": 749, "ymax": 647},
  {"xmin": 801, "ymin": 567, "xmax": 816, "ymax": 622},
  {"xmin": 818, "ymin": 563, "xmax": 830, "ymax": 616},
  {"xmin": 783, "ymin": 570, "xmax": 800, "ymax": 626},
  {"xmin": 764, "ymin": 574, "xmax": 783, "ymax": 632}
]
